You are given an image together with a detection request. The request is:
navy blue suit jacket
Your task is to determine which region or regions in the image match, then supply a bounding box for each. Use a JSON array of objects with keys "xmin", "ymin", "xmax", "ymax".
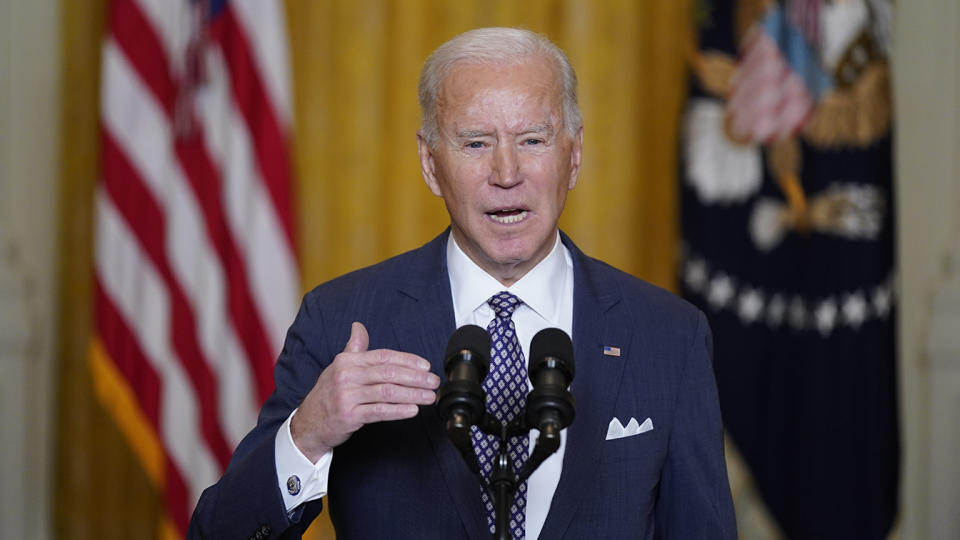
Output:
[{"xmin": 188, "ymin": 231, "xmax": 736, "ymax": 539}]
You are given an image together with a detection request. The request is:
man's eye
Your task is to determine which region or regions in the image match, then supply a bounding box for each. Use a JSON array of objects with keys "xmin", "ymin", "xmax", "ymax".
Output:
[
  {"xmin": 466, "ymin": 141, "xmax": 484, "ymax": 149},
  {"xmin": 524, "ymin": 138, "xmax": 544, "ymax": 145}
]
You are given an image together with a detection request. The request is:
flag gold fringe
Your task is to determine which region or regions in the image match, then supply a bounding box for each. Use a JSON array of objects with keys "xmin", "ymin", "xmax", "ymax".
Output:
[
  {"xmin": 88, "ymin": 337, "xmax": 165, "ymax": 489},
  {"xmin": 160, "ymin": 516, "xmax": 181, "ymax": 540}
]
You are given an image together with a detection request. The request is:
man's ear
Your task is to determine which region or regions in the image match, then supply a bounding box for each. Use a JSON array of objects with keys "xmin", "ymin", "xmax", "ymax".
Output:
[
  {"xmin": 567, "ymin": 126, "xmax": 584, "ymax": 190},
  {"xmin": 417, "ymin": 132, "xmax": 444, "ymax": 197}
]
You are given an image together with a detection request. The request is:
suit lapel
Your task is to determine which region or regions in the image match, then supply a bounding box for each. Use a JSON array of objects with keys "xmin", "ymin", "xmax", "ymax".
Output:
[
  {"xmin": 538, "ymin": 234, "xmax": 628, "ymax": 539},
  {"xmin": 390, "ymin": 231, "xmax": 488, "ymax": 540},
  {"xmin": 388, "ymin": 231, "xmax": 628, "ymax": 539}
]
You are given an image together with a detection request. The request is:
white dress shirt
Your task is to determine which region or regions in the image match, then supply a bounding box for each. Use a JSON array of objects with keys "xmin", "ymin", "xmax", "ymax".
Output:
[{"xmin": 274, "ymin": 232, "xmax": 574, "ymax": 539}]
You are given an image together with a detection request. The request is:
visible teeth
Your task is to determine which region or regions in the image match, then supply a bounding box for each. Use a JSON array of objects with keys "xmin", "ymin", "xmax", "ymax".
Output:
[{"xmin": 490, "ymin": 210, "xmax": 528, "ymax": 224}]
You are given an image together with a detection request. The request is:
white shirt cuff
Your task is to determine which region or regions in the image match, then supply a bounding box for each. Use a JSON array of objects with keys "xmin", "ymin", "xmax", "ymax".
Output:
[{"xmin": 274, "ymin": 408, "xmax": 333, "ymax": 513}]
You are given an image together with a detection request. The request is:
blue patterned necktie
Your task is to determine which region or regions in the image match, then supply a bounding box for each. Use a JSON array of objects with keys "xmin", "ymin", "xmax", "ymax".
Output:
[{"xmin": 473, "ymin": 291, "xmax": 529, "ymax": 538}]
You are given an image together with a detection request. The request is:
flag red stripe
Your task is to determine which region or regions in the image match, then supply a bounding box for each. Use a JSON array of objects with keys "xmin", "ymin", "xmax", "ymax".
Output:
[
  {"xmin": 101, "ymin": 130, "xmax": 233, "ymax": 468},
  {"xmin": 94, "ymin": 278, "xmax": 162, "ymax": 429},
  {"xmin": 164, "ymin": 454, "xmax": 191, "ymax": 533},
  {"xmin": 108, "ymin": 2, "xmax": 280, "ymax": 402},
  {"xmin": 174, "ymin": 137, "xmax": 279, "ymax": 402},
  {"xmin": 211, "ymin": 8, "xmax": 297, "ymax": 258},
  {"xmin": 109, "ymin": 0, "xmax": 176, "ymax": 117}
]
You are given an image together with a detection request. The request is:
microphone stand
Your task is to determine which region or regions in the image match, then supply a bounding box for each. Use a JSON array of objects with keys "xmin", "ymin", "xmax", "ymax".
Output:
[
  {"xmin": 439, "ymin": 326, "xmax": 574, "ymax": 539},
  {"xmin": 449, "ymin": 413, "xmax": 564, "ymax": 540},
  {"xmin": 489, "ymin": 423, "xmax": 514, "ymax": 540}
]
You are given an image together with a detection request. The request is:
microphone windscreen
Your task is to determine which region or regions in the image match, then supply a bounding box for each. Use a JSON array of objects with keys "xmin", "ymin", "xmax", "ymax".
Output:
[
  {"xmin": 529, "ymin": 328, "xmax": 574, "ymax": 379},
  {"xmin": 444, "ymin": 324, "xmax": 491, "ymax": 364}
]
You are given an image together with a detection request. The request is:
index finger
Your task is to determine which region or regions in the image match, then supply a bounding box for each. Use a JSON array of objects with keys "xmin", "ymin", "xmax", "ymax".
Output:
[{"xmin": 360, "ymin": 349, "xmax": 432, "ymax": 371}]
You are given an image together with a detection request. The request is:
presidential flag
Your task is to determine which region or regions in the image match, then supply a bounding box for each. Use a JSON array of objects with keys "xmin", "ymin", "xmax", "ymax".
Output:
[
  {"xmin": 91, "ymin": 0, "xmax": 298, "ymax": 535},
  {"xmin": 681, "ymin": 0, "xmax": 898, "ymax": 537}
]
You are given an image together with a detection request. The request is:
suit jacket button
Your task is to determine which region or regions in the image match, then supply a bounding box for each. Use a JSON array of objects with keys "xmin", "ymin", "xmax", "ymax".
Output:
[{"xmin": 261, "ymin": 524, "xmax": 271, "ymax": 535}]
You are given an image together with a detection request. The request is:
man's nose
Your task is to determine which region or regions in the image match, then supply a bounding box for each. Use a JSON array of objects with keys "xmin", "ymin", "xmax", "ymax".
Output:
[{"xmin": 490, "ymin": 143, "xmax": 521, "ymax": 187}]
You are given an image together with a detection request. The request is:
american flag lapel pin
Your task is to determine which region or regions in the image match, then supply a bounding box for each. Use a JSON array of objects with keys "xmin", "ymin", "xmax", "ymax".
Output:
[{"xmin": 603, "ymin": 346, "xmax": 621, "ymax": 357}]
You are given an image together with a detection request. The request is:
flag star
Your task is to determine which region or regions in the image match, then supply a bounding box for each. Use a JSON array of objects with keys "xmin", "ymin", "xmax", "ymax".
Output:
[
  {"xmin": 685, "ymin": 258, "xmax": 708, "ymax": 292},
  {"xmin": 738, "ymin": 287, "xmax": 765, "ymax": 324},
  {"xmin": 707, "ymin": 273, "xmax": 735, "ymax": 309},
  {"xmin": 815, "ymin": 298, "xmax": 838, "ymax": 337},
  {"xmin": 767, "ymin": 294, "xmax": 786, "ymax": 327},
  {"xmin": 788, "ymin": 296, "xmax": 806, "ymax": 330},
  {"xmin": 842, "ymin": 292, "xmax": 868, "ymax": 328},
  {"xmin": 873, "ymin": 284, "xmax": 892, "ymax": 318}
]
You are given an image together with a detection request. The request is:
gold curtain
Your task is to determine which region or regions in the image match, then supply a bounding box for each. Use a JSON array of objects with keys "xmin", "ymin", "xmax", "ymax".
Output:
[
  {"xmin": 55, "ymin": 1, "xmax": 690, "ymax": 538},
  {"xmin": 291, "ymin": 0, "xmax": 689, "ymax": 287}
]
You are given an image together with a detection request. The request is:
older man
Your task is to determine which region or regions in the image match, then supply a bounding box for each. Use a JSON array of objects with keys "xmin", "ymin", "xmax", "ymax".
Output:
[{"xmin": 189, "ymin": 27, "xmax": 736, "ymax": 539}]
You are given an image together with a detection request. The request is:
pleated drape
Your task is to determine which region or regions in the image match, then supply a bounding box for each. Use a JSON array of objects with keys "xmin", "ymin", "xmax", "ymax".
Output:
[{"xmin": 55, "ymin": 2, "xmax": 689, "ymax": 538}]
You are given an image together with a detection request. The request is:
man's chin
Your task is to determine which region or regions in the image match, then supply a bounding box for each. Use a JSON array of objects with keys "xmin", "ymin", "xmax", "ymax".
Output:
[
  {"xmin": 488, "ymin": 245, "xmax": 553, "ymax": 277},
  {"xmin": 453, "ymin": 228, "xmax": 552, "ymax": 276},
  {"xmin": 484, "ymin": 242, "xmax": 536, "ymax": 266}
]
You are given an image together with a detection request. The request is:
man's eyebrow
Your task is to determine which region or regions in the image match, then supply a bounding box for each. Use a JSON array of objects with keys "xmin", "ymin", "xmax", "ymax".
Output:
[
  {"xmin": 521, "ymin": 123, "xmax": 555, "ymax": 136},
  {"xmin": 455, "ymin": 129, "xmax": 492, "ymax": 139},
  {"xmin": 454, "ymin": 124, "xmax": 555, "ymax": 139}
]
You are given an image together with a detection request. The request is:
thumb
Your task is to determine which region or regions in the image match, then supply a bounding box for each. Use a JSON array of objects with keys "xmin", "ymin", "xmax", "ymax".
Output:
[{"xmin": 344, "ymin": 321, "xmax": 369, "ymax": 353}]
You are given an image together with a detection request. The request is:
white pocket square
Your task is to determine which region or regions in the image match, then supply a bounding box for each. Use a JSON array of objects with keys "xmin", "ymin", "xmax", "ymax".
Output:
[{"xmin": 605, "ymin": 416, "xmax": 654, "ymax": 440}]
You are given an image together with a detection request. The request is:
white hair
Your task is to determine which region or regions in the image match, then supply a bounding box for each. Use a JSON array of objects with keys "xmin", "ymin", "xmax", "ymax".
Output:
[{"xmin": 418, "ymin": 27, "xmax": 582, "ymax": 147}]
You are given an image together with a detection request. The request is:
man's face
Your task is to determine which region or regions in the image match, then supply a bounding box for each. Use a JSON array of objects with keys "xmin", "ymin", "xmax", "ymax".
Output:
[{"xmin": 418, "ymin": 56, "xmax": 583, "ymax": 286}]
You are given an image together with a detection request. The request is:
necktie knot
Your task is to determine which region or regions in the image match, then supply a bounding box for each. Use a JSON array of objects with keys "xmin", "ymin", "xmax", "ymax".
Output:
[{"xmin": 488, "ymin": 291, "xmax": 522, "ymax": 319}]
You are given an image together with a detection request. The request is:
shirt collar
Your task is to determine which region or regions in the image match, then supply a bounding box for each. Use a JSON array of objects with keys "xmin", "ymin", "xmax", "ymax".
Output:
[{"xmin": 446, "ymin": 231, "xmax": 568, "ymax": 325}]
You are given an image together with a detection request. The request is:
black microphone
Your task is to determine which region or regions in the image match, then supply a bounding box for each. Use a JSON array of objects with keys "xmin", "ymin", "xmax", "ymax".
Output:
[
  {"xmin": 436, "ymin": 324, "xmax": 491, "ymax": 473},
  {"xmin": 520, "ymin": 327, "xmax": 575, "ymax": 480}
]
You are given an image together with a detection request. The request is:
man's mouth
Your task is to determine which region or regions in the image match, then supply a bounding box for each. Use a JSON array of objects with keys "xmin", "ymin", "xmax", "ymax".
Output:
[{"xmin": 486, "ymin": 209, "xmax": 529, "ymax": 224}]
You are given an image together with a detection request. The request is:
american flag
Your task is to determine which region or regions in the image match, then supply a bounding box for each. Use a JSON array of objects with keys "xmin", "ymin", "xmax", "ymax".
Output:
[
  {"xmin": 90, "ymin": 0, "xmax": 298, "ymax": 535},
  {"xmin": 726, "ymin": 3, "xmax": 831, "ymax": 143}
]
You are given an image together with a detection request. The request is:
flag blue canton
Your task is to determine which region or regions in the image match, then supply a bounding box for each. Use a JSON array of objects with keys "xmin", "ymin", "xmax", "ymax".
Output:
[{"xmin": 201, "ymin": 0, "xmax": 229, "ymax": 18}]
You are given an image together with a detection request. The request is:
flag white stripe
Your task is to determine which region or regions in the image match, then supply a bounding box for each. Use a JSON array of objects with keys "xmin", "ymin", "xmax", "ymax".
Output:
[
  {"xmin": 101, "ymin": 40, "xmax": 173, "ymax": 203},
  {"xmin": 94, "ymin": 190, "xmax": 220, "ymax": 503},
  {"xmin": 229, "ymin": 0, "xmax": 293, "ymax": 127}
]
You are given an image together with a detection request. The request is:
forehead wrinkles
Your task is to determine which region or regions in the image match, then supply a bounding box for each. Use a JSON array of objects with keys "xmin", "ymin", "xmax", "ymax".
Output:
[
  {"xmin": 437, "ymin": 61, "xmax": 564, "ymax": 135},
  {"xmin": 466, "ymin": 92, "xmax": 557, "ymax": 130}
]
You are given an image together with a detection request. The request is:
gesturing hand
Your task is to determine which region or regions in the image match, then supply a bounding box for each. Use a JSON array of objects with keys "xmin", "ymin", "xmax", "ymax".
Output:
[{"xmin": 290, "ymin": 321, "xmax": 440, "ymax": 462}]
